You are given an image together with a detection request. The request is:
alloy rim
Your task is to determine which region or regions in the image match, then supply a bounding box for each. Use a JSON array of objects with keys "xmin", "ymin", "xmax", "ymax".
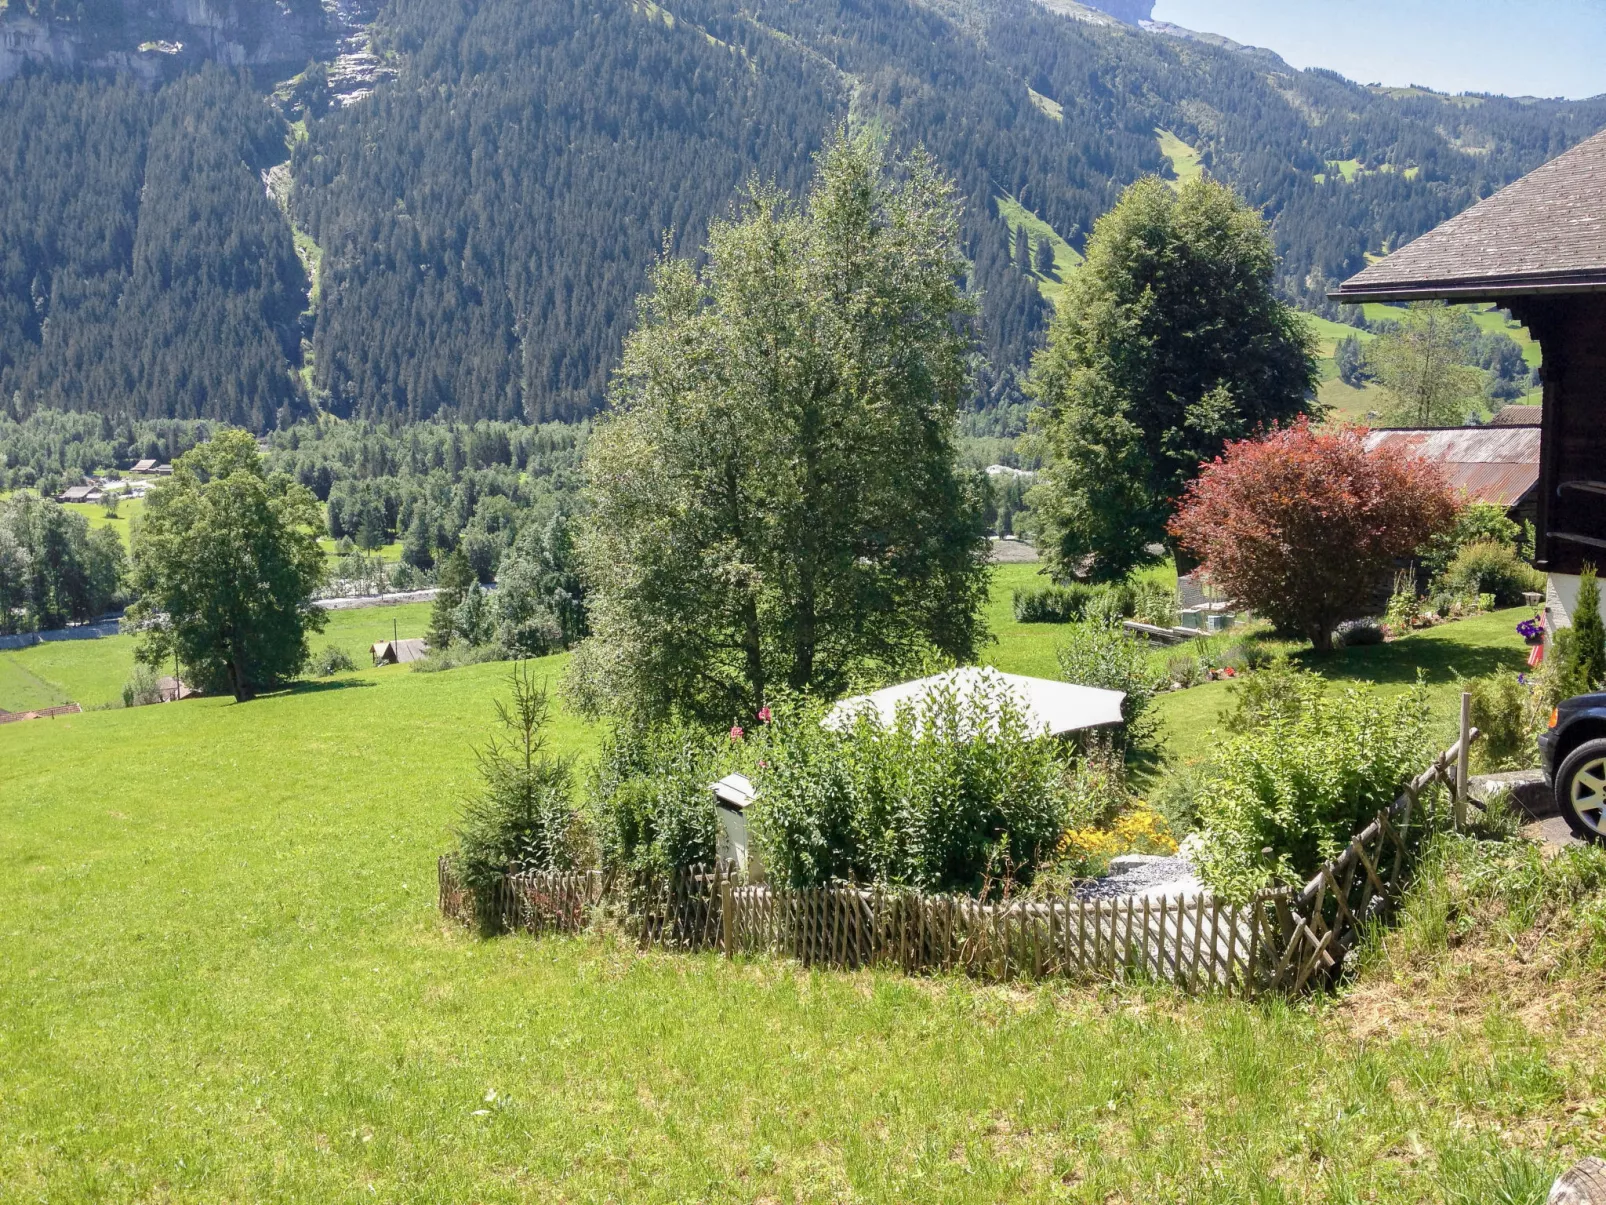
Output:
[{"xmin": 1570, "ymin": 757, "xmax": 1606, "ymax": 836}]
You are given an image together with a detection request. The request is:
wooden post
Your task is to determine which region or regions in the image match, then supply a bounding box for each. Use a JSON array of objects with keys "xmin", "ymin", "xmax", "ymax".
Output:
[
  {"xmin": 1456, "ymin": 691, "xmax": 1471, "ymax": 829},
  {"xmin": 721, "ymin": 877, "xmax": 734, "ymax": 958}
]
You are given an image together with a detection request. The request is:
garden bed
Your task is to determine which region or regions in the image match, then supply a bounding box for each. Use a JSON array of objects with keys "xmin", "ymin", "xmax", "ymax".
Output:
[{"xmin": 439, "ymin": 733, "xmax": 1475, "ymax": 996}]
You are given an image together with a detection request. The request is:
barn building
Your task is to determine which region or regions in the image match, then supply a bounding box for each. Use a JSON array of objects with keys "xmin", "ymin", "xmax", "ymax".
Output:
[{"xmin": 1334, "ymin": 127, "xmax": 1606, "ymax": 629}]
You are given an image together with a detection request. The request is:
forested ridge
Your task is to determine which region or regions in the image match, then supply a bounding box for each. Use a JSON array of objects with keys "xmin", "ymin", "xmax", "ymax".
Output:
[{"xmin": 1, "ymin": 0, "xmax": 1603, "ymax": 431}]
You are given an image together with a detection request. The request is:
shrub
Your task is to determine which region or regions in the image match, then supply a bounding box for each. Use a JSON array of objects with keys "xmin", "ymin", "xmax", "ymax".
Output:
[
  {"xmin": 1147, "ymin": 762, "xmax": 1216, "ymax": 838},
  {"xmin": 590, "ymin": 720, "xmax": 723, "ymax": 873},
  {"xmin": 1427, "ymin": 591, "xmax": 1459, "ymax": 620},
  {"xmin": 1188, "ymin": 681, "xmax": 1433, "ymax": 900},
  {"xmin": 388, "ymin": 561, "xmax": 419, "ymax": 591},
  {"xmin": 121, "ymin": 664, "xmax": 164, "ymax": 708},
  {"xmin": 452, "ymin": 665, "xmax": 585, "ymax": 926},
  {"xmin": 1219, "ymin": 655, "xmax": 1323, "ymax": 734},
  {"xmin": 1166, "ymin": 652, "xmax": 1205, "ymax": 688},
  {"xmin": 1170, "ymin": 421, "xmax": 1458, "ymax": 650},
  {"xmin": 1442, "ymin": 540, "xmax": 1543, "ymax": 608},
  {"xmin": 1130, "ymin": 578, "xmax": 1178, "ymax": 627},
  {"xmin": 1416, "ymin": 501, "xmax": 1522, "ymax": 581},
  {"xmin": 1056, "ymin": 619, "xmax": 1166, "ymax": 746},
  {"xmin": 411, "ymin": 642, "xmax": 505, "ymax": 673},
  {"xmin": 312, "ymin": 645, "xmax": 356, "ymax": 677},
  {"xmin": 751, "ymin": 673, "xmax": 1073, "ymax": 894},
  {"xmin": 1086, "ymin": 581, "xmax": 1134, "ymax": 624},
  {"xmin": 1012, "ymin": 583, "xmax": 1094, "ymax": 624},
  {"xmin": 1383, "ymin": 569, "xmax": 1422, "ymax": 632},
  {"xmin": 1566, "ymin": 564, "xmax": 1606, "ymax": 693},
  {"xmin": 1466, "ymin": 671, "xmax": 1533, "ymax": 773},
  {"xmin": 1334, "ymin": 618, "xmax": 1384, "ymax": 648}
]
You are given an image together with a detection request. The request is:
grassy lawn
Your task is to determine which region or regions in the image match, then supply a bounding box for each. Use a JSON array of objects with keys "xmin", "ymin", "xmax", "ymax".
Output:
[
  {"xmin": 63, "ymin": 496, "xmax": 145, "ymax": 550},
  {"xmin": 1156, "ymin": 128, "xmax": 1203, "ymax": 187},
  {"xmin": 0, "ymin": 603, "xmax": 437, "ymax": 713},
  {"xmin": 1, "ymin": 575, "xmax": 1589, "ymax": 1201},
  {"xmin": 1153, "ymin": 607, "xmax": 1532, "ymax": 765}
]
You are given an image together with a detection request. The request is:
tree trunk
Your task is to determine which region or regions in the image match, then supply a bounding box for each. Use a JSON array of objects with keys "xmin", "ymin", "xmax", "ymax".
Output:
[{"xmin": 1551, "ymin": 1157, "xmax": 1606, "ymax": 1205}]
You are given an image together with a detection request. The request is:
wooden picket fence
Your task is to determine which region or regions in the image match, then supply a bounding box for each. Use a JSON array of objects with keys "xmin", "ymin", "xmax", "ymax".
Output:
[
  {"xmin": 1279, "ymin": 730, "xmax": 1474, "ymax": 991},
  {"xmin": 437, "ymin": 734, "xmax": 1475, "ymax": 996}
]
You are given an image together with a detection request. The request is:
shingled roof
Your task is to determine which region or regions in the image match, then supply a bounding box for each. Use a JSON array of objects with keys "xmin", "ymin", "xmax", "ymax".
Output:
[{"xmin": 1333, "ymin": 128, "xmax": 1606, "ymax": 303}]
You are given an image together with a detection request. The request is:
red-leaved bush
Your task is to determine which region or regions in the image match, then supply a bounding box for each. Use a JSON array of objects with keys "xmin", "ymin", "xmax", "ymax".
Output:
[{"xmin": 1169, "ymin": 421, "xmax": 1459, "ymax": 650}]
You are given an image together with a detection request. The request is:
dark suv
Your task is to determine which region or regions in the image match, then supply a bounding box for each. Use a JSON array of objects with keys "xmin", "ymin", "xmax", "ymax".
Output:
[{"xmin": 1540, "ymin": 693, "xmax": 1606, "ymax": 843}]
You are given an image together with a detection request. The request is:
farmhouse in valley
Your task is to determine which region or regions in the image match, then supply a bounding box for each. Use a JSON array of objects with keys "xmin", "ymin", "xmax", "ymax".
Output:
[
  {"xmin": 371, "ymin": 638, "xmax": 429, "ymax": 666},
  {"xmin": 1334, "ymin": 126, "xmax": 1606, "ymax": 629}
]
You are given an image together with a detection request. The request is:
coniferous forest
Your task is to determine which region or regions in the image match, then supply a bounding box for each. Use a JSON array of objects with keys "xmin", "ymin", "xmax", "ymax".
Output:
[{"xmin": 1, "ymin": 0, "xmax": 1604, "ymax": 431}]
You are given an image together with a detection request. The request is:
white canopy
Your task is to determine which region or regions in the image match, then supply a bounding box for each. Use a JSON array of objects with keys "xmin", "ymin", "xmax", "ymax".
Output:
[{"xmin": 824, "ymin": 667, "xmax": 1125, "ymax": 738}]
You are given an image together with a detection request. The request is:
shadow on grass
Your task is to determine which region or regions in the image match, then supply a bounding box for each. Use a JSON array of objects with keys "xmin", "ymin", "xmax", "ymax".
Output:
[
  {"xmin": 1289, "ymin": 612, "xmax": 1530, "ymax": 688},
  {"xmin": 279, "ymin": 678, "xmax": 379, "ymax": 697}
]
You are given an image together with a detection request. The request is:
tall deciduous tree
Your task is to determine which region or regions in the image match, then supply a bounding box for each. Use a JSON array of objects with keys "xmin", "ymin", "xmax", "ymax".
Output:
[
  {"xmin": 125, "ymin": 431, "xmax": 327, "ymax": 700},
  {"xmin": 1169, "ymin": 422, "xmax": 1459, "ymax": 651},
  {"xmin": 1369, "ymin": 302, "xmax": 1485, "ymax": 427},
  {"xmin": 574, "ymin": 132, "xmax": 991, "ymax": 724},
  {"xmin": 0, "ymin": 492, "xmax": 125, "ymax": 634},
  {"xmin": 1027, "ymin": 176, "xmax": 1318, "ymax": 582}
]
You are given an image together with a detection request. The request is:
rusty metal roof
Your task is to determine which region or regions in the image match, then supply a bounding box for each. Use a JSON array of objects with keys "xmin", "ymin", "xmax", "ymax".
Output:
[
  {"xmin": 1363, "ymin": 426, "xmax": 1540, "ymax": 507},
  {"xmin": 1489, "ymin": 405, "xmax": 1542, "ymax": 427}
]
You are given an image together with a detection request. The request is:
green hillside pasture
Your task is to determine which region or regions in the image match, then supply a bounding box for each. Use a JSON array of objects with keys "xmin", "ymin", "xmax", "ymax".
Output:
[
  {"xmin": 2, "ymin": 633, "xmax": 1591, "ymax": 1200},
  {"xmin": 62, "ymin": 496, "xmax": 144, "ymax": 551},
  {"xmin": 994, "ymin": 191, "xmax": 1082, "ymax": 311},
  {"xmin": 0, "ymin": 602, "xmax": 437, "ymax": 713},
  {"xmin": 1156, "ymin": 128, "xmax": 1203, "ymax": 187}
]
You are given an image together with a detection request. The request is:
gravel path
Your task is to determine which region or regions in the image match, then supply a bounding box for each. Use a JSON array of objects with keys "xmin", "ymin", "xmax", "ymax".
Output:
[{"xmin": 1075, "ymin": 856, "xmax": 1204, "ymax": 900}]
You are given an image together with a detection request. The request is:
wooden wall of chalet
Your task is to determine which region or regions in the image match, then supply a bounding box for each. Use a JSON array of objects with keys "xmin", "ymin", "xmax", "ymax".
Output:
[{"xmin": 1514, "ymin": 294, "xmax": 1606, "ymax": 577}]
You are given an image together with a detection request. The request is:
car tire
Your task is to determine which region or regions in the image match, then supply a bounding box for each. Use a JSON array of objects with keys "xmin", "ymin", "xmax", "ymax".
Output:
[{"xmin": 1556, "ymin": 738, "xmax": 1606, "ymax": 844}]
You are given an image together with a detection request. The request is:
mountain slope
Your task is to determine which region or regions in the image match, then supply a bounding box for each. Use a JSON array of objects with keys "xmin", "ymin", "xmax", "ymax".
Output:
[{"xmin": 1, "ymin": 0, "xmax": 1604, "ymax": 428}]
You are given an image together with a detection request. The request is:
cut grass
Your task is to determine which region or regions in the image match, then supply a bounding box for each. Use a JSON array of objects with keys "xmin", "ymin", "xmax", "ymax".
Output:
[
  {"xmin": 0, "ymin": 572, "xmax": 1591, "ymax": 1200},
  {"xmin": 2, "ymin": 598, "xmax": 1596, "ymax": 1199},
  {"xmin": 0, "ymin": 602, "xmax": 437, "ymax": 712},
  {"xmin": 1153, "ymin": 607, "xmax": 1532, "ymax": 765},
  {"xmin": 62, "ymin": 496, "xmax": 144, "ymax": 551}
]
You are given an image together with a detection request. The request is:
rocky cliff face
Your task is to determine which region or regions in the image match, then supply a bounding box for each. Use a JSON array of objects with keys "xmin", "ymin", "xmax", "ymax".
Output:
[
  {"xmin": 1075, "ymin": 0, "xmax": 1154, "ymax": 23},
  {"xmin": 0, "ymin": 0, "xmax": 338, "ymax": 85}
]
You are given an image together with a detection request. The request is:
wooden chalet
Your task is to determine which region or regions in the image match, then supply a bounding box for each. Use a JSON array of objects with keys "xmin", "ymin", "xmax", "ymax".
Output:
[{"xmin": 1334, "ymin": 127, "xmax": 1606, "ymax": 627}]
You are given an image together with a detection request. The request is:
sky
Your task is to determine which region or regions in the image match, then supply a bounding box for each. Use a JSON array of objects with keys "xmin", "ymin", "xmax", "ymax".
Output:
[{"xmin": 1149, "ymin": 0, "xmax": 1606, "ymax": 99}]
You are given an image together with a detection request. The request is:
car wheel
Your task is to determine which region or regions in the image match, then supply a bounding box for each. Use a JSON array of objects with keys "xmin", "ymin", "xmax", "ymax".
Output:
[{"xmin": 1556, "ymin": 738, "xmax": 1606, "ymax": 844}]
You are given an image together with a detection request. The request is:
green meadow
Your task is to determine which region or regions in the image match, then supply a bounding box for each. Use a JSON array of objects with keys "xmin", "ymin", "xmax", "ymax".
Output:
[{"xmin": 0, "ymin": 569, "xmax": 1583, "ymax": 1202}]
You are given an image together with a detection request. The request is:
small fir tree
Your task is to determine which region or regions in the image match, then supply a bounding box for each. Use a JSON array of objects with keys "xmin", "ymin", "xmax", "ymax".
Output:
[
  {"xmin": 428, "ymin": 546, "xmax": 475, "ymax": 650},
  {"xmin": 1568, "ymin": 565, "xmax": 1606, "ymax": 693},
  {"xmin": 1034, "ymin": 237, "xmax": 1055, "ymax": 276}
]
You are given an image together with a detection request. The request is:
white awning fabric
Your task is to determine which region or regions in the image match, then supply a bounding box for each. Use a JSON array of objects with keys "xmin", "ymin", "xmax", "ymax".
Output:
[{"xmin": 824, "ymin": 667, "xmax": 1126, "ymax": 738}]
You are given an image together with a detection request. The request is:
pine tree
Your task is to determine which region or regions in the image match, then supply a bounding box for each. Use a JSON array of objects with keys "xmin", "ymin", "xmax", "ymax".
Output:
[
  {"xmin": 1034, "ymin": 237, "xmax": 1055, "ymax": 276},
  {"xmin": 428, "ymin": 546, "xmax": 475, "ymax": 651},
  {"xmin": 402, "ymin": 510, "xmax": 434, "ymax": 570},
  {"xmin": 1014, "ymin": 225, "xmax": 1032, "ymax": 273}
]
